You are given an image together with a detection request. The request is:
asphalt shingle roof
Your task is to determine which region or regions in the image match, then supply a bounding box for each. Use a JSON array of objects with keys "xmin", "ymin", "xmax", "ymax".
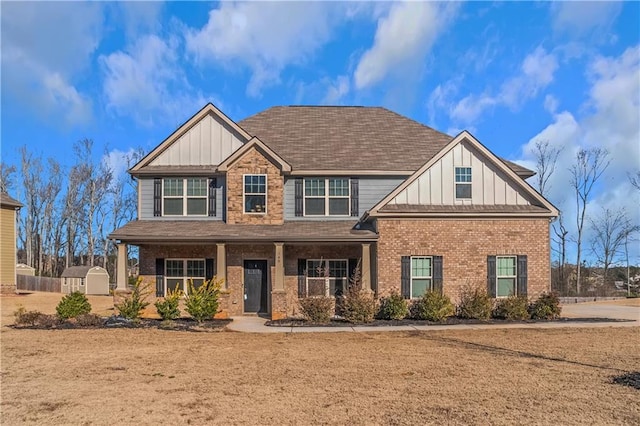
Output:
[{"xmin": 0, "ymin": 193, "xmax": 22, "ymax": 208}]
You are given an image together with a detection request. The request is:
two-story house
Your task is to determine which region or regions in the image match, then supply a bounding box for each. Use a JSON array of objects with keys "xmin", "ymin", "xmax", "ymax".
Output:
[{"xmin": 109, "ymin": 104, "xmax": 558, "ymax": 319}]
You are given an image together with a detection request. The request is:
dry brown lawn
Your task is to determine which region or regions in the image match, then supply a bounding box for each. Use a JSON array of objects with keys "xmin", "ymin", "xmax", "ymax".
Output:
[{"xmin": 1, "ymin": 293, "xmax": 639, "ymax": 425}]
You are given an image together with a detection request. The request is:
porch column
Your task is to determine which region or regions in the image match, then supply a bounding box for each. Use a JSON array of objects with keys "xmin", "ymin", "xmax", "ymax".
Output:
[
  {"xmin": 361, "ymin": 243, "xmax": 372, "ymax": 292},
  {"xmin": 274, "ymin": 242, "xmax": 284, "ymax": 291},
  {"xmin": 216, "ymin": 243, "xmax": 227, "ymax": 289},
  {"xmin": 116, "ymin": 243, "xmax": 128, "ymax": 290}
]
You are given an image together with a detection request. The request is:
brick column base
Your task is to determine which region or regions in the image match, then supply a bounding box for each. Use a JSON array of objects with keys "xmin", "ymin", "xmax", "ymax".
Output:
[
  {"xmin": 271, "ymin": 290, "xmax": 287, "ymax": 320},
  {"xmin": 0, "ymin": 283, "xmax": 17, "ymax": 295}
]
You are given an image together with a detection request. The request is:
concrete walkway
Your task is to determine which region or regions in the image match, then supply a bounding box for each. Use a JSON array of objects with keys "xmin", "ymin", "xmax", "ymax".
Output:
[{"xmin": 227, "ymin": 305, "xmax": 640, "ymax": 333}]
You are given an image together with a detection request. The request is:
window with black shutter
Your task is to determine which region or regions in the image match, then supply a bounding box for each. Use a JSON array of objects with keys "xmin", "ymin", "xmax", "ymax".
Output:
[
  {"xmin": 155, "ymin": 258, "xmax": 165, "ymax": 297},
  {"xmin": 208, "ymin": 178, "xmax": 217, "ymax": 217}
]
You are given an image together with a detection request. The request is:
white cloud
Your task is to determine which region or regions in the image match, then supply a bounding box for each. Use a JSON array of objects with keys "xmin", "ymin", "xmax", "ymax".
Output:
[
  {"xmin": 1, "ymin": 2, "xmax": 103, "ymax": 125},
  {"xmin": 551, "ymin": 2, "xmax": 622, "ymax": 36},
  {"xmin": 101, "ymin": 35, "xmax": 210, "ymax": 127},
  {"xmin": 322, "ymin": 75, "xmax": 351, "ymax": 104},
  {"xmin": 515, "ymin": 46, "xmax": 640, "ymax": 263},
  {"xmin": 354, "ymin": 2, "xmax": 458, "ymax": 90},
  {"xmin": 185, "ymin": 2, "xmax": 351, "ymax": 97},
  {"xmin": 104, "ymin": 148, "xmax": 138, "ymax": 183},
  {"xmin": 114, "ymin": 2, "xmax": 164, "ymax": 39},
  {"xmin": 544, "ymin": 94, "xmax": 559, "ymax": 114}
]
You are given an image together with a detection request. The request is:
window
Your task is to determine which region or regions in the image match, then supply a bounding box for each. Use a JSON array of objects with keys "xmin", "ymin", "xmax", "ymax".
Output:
[
  {"xmin": 244, "ymin": 175, "xmax": 267, "ymax": 213},
  {"xmin": 304, "ymin": 178, "xmax": 350, "ymax": 216},
  {"xmin": 455, "ymin": 167, "xmax": 472, "ymax": 199},
  {"xmin": 496, "ymin": 256, "xmax": 517, "ymax": 297},
  {"xmin": 165, "ymin": 259, "xmax": 205, "ymax": 296},
  {"xmin": 411, "ymin": 256, "xmax": 432, "ymax": 298},
  {"xmin": 163, "ymin": 178, "xmax": 208, "ymax": 216},
  {"xmin": 304, "ymin": 259, "xmax": 348, "ymax": 297}
]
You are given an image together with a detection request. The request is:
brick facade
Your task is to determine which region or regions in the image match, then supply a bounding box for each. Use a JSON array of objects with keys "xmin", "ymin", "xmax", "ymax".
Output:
[
  {"xmin": 225, "ymin": 147, "xmax": 284, "ymax": 225},
  {"xmin": 376, "ymin": 218, "xmax": 551, "ymax": 302}
]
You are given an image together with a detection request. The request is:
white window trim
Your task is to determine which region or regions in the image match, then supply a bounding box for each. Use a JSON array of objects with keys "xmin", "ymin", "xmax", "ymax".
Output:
[
  {"xmin": 410, "ymin": 256, "xmax": 432, "ymax": 299},
  {"xmin": 303, "ymin": 177, "xmax": 350, "ymax": 217},
  {"xmin": 162, "ymin": 178, "xmax": 208, "ymax": 217},
  {"xmin": 164, "ymin": 258, "xmax": 206, "ymax": 296},
  {"xmin": 496, "ymin": 255, "xmax": 517, "ymax": 298},
  {"xmin": 454, "ymin": 166, "xmax": 472, "ymax": 200},
  {"xmin": 305, "ymin": 258, "xmax": 349, "ymax": 297},
  {"xmin": 243, "ymin": 174, "xmax": 267, "ymax": 215}
]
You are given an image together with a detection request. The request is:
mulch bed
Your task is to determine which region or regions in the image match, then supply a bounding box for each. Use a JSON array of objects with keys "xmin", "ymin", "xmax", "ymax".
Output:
[
  {"xmin": 266, "ymin": 317, "xmax": 633, "ymax": 327},
  {"xmin": 11, "ymin": 316, "xmax": 233, "ymax": 332}
]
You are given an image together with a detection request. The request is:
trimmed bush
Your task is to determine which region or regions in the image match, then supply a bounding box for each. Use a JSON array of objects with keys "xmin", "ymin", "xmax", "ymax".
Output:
[
  {"xmin": 493, "ymin": 296, "xmax": 530, "ymax": 320},
  {"xmin": 342, "ymin": 289, "xmax": 377, "ymax": 323},
  {"xmin": 56, "ymin": 291, "xmax": 92, "ymax": 319},
  {"xmin": 155, "ymin": 286, "xmax": 182, "ymax": 321},
  {"xmin": 184, "ymin": 277, "xmax": 222, "ymax": 322},
  {"xmin": 457, "ymin": 287, "xmax": 493, "ymax": 320},
  {"xmin": 115, "ymin": 278, "xmax": 151, "ymax": 320},
  {"xmin": 377, "ymin": 291, "xmax": 409, "ymax": 320},
  {"xmin": 529, "ymin": 292, "xmax": 562, "ymax": 320},
  {"xmin": 410, "ymin": 290, "xmax": 454, "ymax": 322},
  {"xmin": 299, "ymin": 297, "xmax": 333, "ymax": 323}
]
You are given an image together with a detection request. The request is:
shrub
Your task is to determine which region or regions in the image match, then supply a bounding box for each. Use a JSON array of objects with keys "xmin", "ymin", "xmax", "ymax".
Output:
[
  {"xmin": 377, "ymin": 291, "xmax": 409, "ymax": 320},
  {"xmin": 154, "ymin": 286, "xmax": 182, "ymax": 320},
  {"xmin": 299, "ymin": 296, "xmax": 333, "ymax": 323},
  {"xmin": 13, "ymin": 307, "xmax": 61, "ymax": 327},
  {"xmin": 75, "ymin": 313, "xmax": 104, "ymax": 327},
  {"xmin": 457, "ymin": 287, "xmax": 493, "ymax": 320},
  {"xmin": 184, "ymin": 277, "xmax": 222, "ymax": 322},
  {"xmin": 56, "ymin": 291, "xmax": 92, "ymax": 319},
  {"xmin": 410, "ymin": 290, "xmax": 454, "ymax": 322},
  {"xmin": 493, "ymin": 296, "xmax": 530, "ymax": 320},
  {"xmin": 529, "ymin": 292, "xmax": 562, "ymax": 320},
  {"xmin": 341, "ymin": 260, "xmax": 377, "ymax": 323},
  {"xmin": 115, "ymin": 277, "xmax": 151, "ymax": 320}
]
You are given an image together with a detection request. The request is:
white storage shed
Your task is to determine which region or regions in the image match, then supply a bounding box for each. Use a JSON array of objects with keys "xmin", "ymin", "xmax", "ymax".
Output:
[{"xmin": 61, "ymin": 266, "xmax": 110, "ymax": 295}]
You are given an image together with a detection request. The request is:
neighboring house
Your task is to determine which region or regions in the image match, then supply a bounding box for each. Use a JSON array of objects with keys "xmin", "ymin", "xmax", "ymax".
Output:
[
  {"xmin": 61, "ymin": 266, "xmax": 110, "ymax": 295},
  {"xmin": 1, "ymin": 193, "xmax": 23, "ymax": 294},
  {"xmin": 109, "ymin": 104, "xmax": 558, "ymax": 319}
]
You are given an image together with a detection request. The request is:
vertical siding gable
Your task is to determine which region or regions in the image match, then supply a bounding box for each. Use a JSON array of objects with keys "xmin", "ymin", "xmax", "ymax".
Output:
[
  {"xmin": 390, "ymin": 141, "xmax": 535, "ymax": 207},
  {"xmin": 149, "ymin": 114, "xmax": 245, "ymax": 167}
]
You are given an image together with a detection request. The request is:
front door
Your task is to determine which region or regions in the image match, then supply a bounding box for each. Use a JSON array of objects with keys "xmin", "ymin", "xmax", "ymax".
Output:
[{"xmin": 244, "ymin": 260, "xmax": 268, "ymax": 313}]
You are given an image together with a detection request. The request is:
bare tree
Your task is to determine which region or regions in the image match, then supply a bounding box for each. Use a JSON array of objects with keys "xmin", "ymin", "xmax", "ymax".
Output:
[
  {"xmin": 589, "ymin": 208, "xmax": 639, "ymax": 287},
  {"xmin": 533, "ymin": 140, "xmax": 562, "ymax": 197},
  {"xmin": 570, "ymin": 148, "xmax": 610, "ymax": 294},
  {"xmin": 1, "ymin": 162, "xmax": 16, "ymax": 193},
  {"xmin": 629, "ymin": 171, "xmax": 640, "ymax": 191}
]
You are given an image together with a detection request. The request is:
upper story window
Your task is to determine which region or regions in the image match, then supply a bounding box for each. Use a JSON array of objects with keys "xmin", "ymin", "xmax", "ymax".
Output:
[
  {"xmin": 455, "ymin": 167, "xmax": 472, "ymax": 199},
  {"xmin": 304, "ymin": 178, "xmax": 350, "ymax": 216},
  {"xmin": 244, "ymin": 174, "xmax": 267, "ymax": 214},
  {"xmin": 163, "ymin": 178, "xmax": 207, "ymax": 216}
]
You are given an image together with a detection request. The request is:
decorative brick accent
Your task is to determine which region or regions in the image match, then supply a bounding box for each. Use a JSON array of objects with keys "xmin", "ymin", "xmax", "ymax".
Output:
[
  {"xmin": 376, "ymin": 218, "xmax": 551, "ymax": 302},
  {"xmin": 0, "ymin": 283, "xmax": 16, "ymax": 294},
  {"xmin": 226, "ymin": 147, "xmax": 284, "ymax": 225}
]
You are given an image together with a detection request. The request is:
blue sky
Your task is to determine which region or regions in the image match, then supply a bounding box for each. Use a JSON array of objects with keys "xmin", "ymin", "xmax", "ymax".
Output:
[{"xmin": 1, "ymin": 1, "xmax": 639, "ymax": 262}]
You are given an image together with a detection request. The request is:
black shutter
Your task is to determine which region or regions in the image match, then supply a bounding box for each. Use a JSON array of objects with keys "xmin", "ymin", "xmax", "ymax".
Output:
[
  {"xmin": 297, "ymin": 258, "xmax": 306, "ymax": 297},
  {"xmin": 433, "ymin": 256, "xmax": 443, "ymax": 293},
  {"xmin": 294, "ymin": 178, "xmax": 303, "ymax": 217},
  {"xmin": 153, "ymin": 178, "xmax": 162, "ymax": 217},
  {"xmin": 155, "ymin": 258, "xmax": 165, "ymax": 297},
  {"xmin": 348, "ymin": 258, "xmax": 359, "ymax": 285},
  {"xmin": 208, "ymin": 178, "xmax": 217, "ymax": 217},
  {"xmin": 517, "ymin": 255, "xmax": 528, "ymax": 297},
  {"xmin": 206, "ymin": 258, "xmax": 215, "ymax": 281},
  {"xmin": 401, "ymin": 256, "xmax": 410, "ymax": 299},
  {"xmin": 350, "ymin": 178, "xmax": 359, "ymax": 217},
  {"xmin": 487, "ymin": 256, "xmax": 496, "ymax": 298}
]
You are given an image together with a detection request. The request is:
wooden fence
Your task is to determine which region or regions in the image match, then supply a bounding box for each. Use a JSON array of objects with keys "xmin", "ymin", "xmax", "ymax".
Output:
[{"xmin": 17, "ymin": 275, "xmax": 61, "ymax": 293}]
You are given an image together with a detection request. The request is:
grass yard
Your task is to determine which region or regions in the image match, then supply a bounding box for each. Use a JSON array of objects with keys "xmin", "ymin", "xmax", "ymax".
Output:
[{"xmin": 1, "ymin": 294, "xmax": 639, "ymax": 425}]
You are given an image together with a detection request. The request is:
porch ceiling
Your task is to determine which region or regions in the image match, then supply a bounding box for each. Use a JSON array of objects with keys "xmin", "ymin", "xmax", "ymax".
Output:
[{"xmin": 109, "ymin": 220, "xmax": 377, "ymax": 244}]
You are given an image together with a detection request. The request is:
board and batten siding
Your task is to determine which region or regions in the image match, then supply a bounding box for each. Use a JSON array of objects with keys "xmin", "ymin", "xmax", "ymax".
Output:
[
  {"xmin": 284, "ymin": 176, "xmax": 406, "ymax": 220},
  {"xmin": 149, "ymin": 114, "xmax": 245, "ymax": 167},
  {"xmin": 139, "ymin": 176, "xmax": 225, "ymax": 220},
  {"xmin": 0, "ymin": 208, "xmax": 17, "ymax": 285},
  {"xmin": 390, "ymin": 141, "xmax": 533, "ymax": 206}
]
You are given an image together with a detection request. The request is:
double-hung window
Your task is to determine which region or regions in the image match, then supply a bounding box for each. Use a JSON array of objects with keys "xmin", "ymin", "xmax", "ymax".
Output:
[
  {"xmin": 163, "ymin": 178, "xmax": 208, "ymax": 216},
  {"xmin": 496, "ymin": 256, "xmax": 517, "ymax": 297},
  {"xmin": 304, "ymin": 178, "xmax": 350, "ymax": 216},
  {"xmin": 411, "ymin": 256, "xmax": 432, "ymax": 298},
  {"xmin": 305, "ymin": 259, "xmax": 348, "ymax": 297},
  {"xmin": 244, "ymin": 174, "xmax": 267, "ymax": 213},
  {"xmin": 455, "ymin": 167, "xmax": 472, "ymax": 199},
  {"xmin": 165, "ymin": 259, "xmax": 205, "ymax": 296}
]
